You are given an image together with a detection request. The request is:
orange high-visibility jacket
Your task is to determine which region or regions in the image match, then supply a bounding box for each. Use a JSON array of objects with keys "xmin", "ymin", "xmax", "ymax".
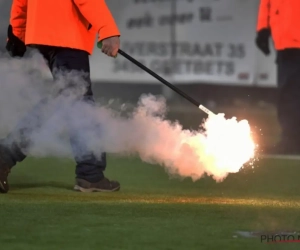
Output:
[
  {"xmin": 257, "ymin": 0, "xmax": 300, "ymax": 50},
  {"xmin": 10, "ymin": 0, "xmax": 120, "ymax": 55}
]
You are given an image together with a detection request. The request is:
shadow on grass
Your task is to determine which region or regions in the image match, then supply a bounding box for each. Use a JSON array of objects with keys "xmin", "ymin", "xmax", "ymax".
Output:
[{"xmin": 10, "ymin": 181, "xmax": 73, "ymax": 191}]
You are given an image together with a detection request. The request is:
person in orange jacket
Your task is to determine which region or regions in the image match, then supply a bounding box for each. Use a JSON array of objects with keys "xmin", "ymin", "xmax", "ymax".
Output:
[
  {"xmin": 256, "ymin": 0, "xmax": 300, "ymax": 155},
  {"xmin": 0, "ymin": 0, "xmax": 121, "ymax": 193}
]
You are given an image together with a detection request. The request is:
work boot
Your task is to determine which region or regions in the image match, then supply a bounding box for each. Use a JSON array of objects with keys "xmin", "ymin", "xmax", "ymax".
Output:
[{"xmin": 74, "ymin": 177, "xmax": 120, "ymax": 192}]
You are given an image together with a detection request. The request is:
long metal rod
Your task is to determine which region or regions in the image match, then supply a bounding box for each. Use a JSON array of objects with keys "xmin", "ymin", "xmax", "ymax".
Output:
[
  {"xmin": 118, "ymin": 49, "xmax": 215, "ymax": 116},
  {"xmin": 118, "ymin": 49, "xmax": 199, "ymax": 106}
]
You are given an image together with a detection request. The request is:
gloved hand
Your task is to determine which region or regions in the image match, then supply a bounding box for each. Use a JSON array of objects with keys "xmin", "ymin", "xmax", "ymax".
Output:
[
  {"xmin": 6, "ymin": 24, "xmax": 26, "ymax": 57},
  {"xmin": 255, "ymin": 28, "xmax": 271, "ymax": 56},
  {"xmin": 97, "ymin": 36, "xmax": 120, "ymax": 58}
]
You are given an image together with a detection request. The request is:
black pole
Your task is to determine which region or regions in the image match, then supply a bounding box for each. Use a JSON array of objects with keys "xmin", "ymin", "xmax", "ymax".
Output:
[{"xmin": 118, "ymin": 49, "xmax": 201, "ymax": 108}]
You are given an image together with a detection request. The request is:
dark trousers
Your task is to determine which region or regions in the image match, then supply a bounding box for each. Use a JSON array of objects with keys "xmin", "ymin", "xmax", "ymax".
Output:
[
  {"xmin": 277, "ymin": 59, "xmax": 300, "ymax": 149},
  {"xmin": 2, "ymin": 45, "xmax": 106, "ymax": 182}
]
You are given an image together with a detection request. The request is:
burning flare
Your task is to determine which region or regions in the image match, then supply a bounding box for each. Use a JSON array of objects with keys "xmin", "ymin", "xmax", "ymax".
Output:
[
  {"xmin": 199, "ymin": 113, "xmax": 256, "ymax": 180},
  {"xmin": 149, "ymin": 112, "xmax": 257, "ymax": 182}
]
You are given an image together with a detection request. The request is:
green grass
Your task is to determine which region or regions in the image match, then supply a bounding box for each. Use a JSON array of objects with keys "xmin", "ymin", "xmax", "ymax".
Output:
[{"xmin": 1, "ymin": 156, "xmax": 300, "ymax": 250}]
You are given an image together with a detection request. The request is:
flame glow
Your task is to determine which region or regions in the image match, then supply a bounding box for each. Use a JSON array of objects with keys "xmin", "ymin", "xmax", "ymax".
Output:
[{"xmin": 199, "ymin": 113, "xmax": 256, "ymax": 179}]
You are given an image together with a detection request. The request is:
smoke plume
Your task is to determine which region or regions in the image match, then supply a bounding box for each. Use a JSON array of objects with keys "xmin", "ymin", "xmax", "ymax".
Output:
[{"xmin": 0, "ymin": 51, "xmax": 255, "ymax": 182}]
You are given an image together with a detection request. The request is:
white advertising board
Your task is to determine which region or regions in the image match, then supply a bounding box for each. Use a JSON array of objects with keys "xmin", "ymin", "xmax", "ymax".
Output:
[
  {"xmin": 88, "ymin": 0, "xmax": 277, "ymax": 87},
  {"xmin": 173, "ymin": 0, "xmax": 259, "ymax": 85}
]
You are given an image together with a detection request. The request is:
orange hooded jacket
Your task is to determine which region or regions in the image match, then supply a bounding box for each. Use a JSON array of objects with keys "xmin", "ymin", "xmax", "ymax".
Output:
[
  {"xmin": 257, "ymin": 0, "xmax": 300, "ymax": 50},
  {"xmin": 10, "ymin": 0, "xmax": 120, "ymax": 55}
]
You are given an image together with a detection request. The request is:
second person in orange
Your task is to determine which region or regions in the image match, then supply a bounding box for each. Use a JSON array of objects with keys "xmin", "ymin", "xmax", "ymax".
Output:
[{"xmin": 256, "ymin": 0, "xmax": 300, "ymax": 155}]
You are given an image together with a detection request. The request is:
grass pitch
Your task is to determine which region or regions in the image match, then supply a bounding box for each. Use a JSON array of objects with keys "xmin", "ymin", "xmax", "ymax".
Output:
[{"xmin": 0, "ymin": 156, "xmax": 300, "ymax": 250}]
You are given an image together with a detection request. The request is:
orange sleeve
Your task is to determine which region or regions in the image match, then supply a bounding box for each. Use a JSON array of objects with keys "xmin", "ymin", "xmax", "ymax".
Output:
[
  {"xmin": 73, "ymin": 0, "xmax": 120, "ymax": 41},
  {"xmin": 10, "ymin": 0, "xmax": 27, "ymax": 43},
  {"xmin": 256, "ymin": 0, "xmax": 270, "ymax": 31}
]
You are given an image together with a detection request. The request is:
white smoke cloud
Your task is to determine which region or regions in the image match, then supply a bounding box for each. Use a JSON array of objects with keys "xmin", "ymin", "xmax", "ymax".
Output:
[{"xmin": 0, "ymin": 51, "xmax": 256, "ymax": 182}]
